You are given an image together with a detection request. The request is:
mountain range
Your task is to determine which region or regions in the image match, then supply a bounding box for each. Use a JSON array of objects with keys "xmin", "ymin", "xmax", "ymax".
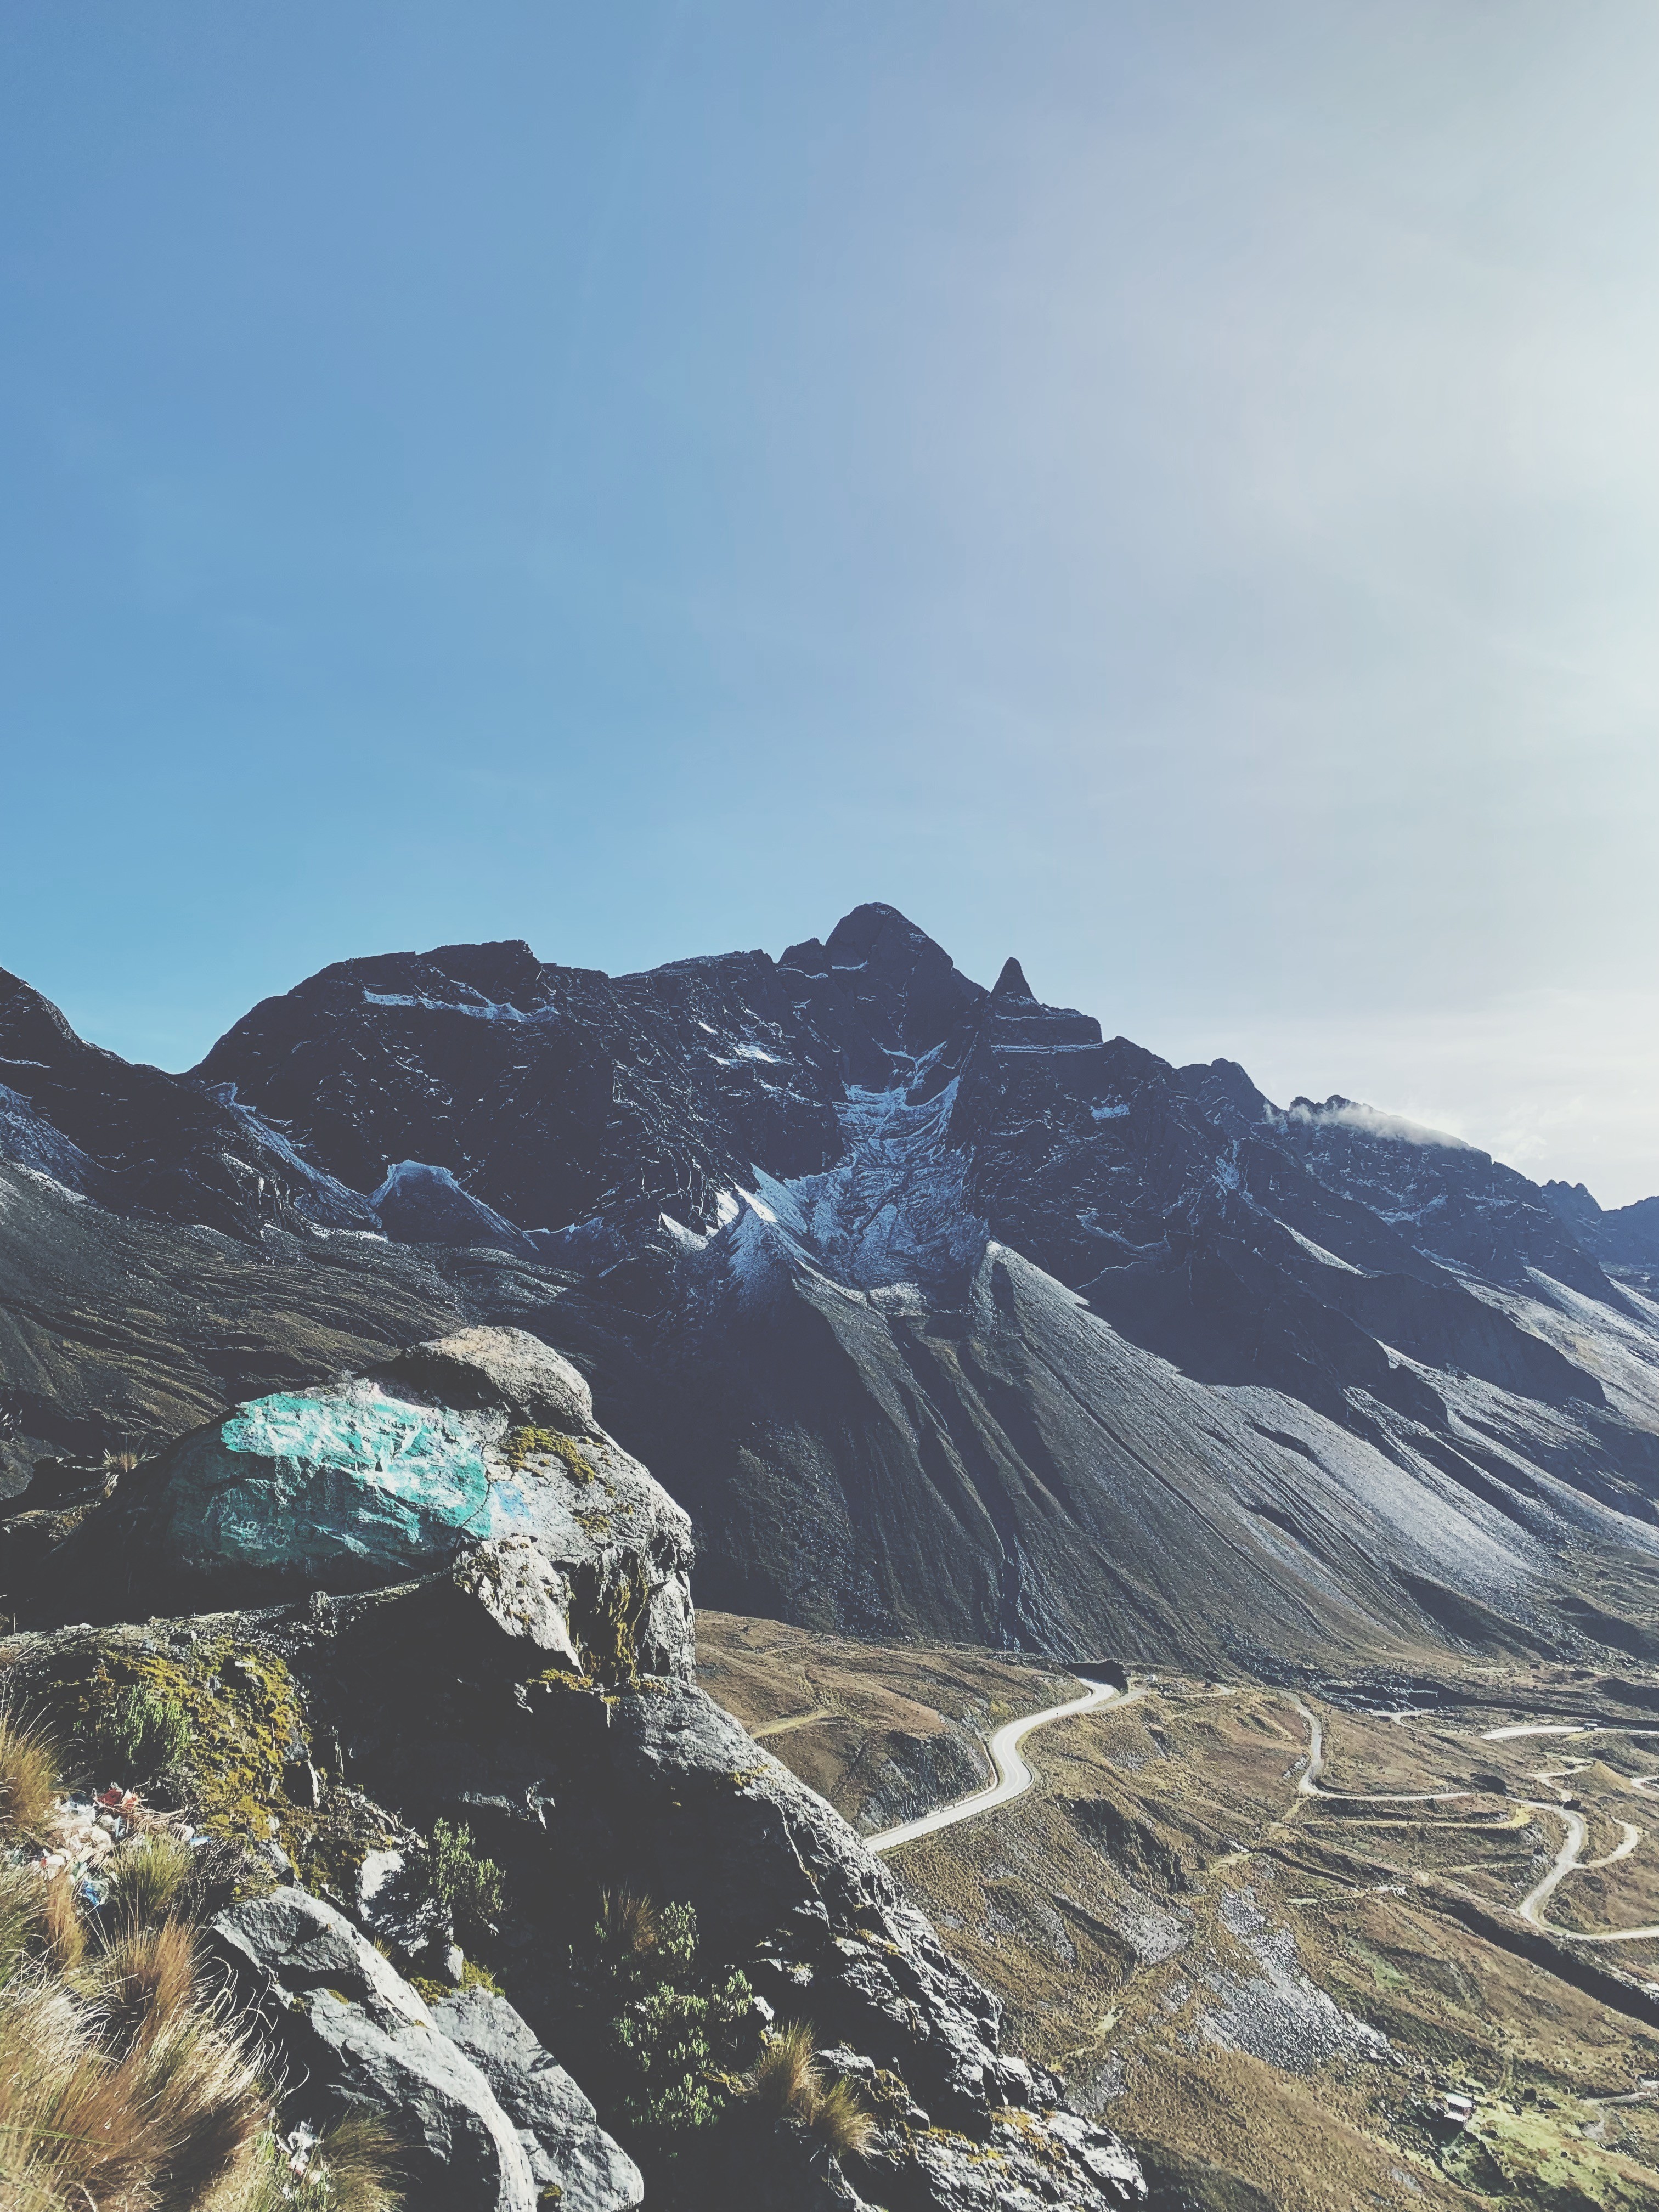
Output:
[{"xmin": 5, "ymin": 902, "xmax": 1659, "ymax": 1674}]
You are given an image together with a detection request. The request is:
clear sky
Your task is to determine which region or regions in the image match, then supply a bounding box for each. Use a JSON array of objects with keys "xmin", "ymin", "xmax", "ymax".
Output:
[{"xmin": 3, "ymin": 3, "xmax": 1657, "ymax": 1202}]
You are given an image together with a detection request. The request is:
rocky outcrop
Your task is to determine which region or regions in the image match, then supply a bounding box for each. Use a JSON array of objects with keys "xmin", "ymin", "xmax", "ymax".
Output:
[
  {"xmin": 0, "ymin": 1323, "xmax": 1146, "ymax": 2210},
  {"xmin": 43, "ymin": 1328, "xmax": 696, "ymax": 1675},
  {"xmin": 431, "ymin": 1987, "xmax": 645, "ymax": 2211},
  {"xmin": 211, "ymin": 1886, "xmax": 643, "ymax": 2211}
]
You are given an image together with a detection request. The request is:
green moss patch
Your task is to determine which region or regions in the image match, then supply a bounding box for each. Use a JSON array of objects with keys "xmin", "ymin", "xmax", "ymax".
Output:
[
  {"xmin": 503, "ymin": 1427, "xmax": 595, "ymax": 1484},
  {"xmin": 25, "ymin": 1633, "xmax": 393, "ymax": 1901}
]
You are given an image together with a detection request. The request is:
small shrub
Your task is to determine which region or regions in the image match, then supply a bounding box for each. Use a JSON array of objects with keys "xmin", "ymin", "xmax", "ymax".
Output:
[
  {"xmin": 608, "ymin": 1980, "xmax": 737, "ymax": 2139},
  {"xmin": 0, "ymin": 1707, "xmax": 57, "ymax": 1839},
  {"xmin": 97, "ymin": 1683, "xmax": 191, "ymax": 1785},
  {"xmin": 654, "ymin": 1901, "xmax": 697, "ymax": 1978},
  {"xmin": 428, "ymin": 1819, "xmax": 503, "ymax": 1943},
  {"xmin": 102, "ymin": 1831, "xmax": 195, "ymax": 1931}
]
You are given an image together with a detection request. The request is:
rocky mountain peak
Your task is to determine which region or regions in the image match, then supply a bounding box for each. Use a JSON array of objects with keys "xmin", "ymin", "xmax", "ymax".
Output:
[
  {"xmin": 991, "ymin": 956, "xmax": 1036, "ymax": 1003},
  {"xmin": 781, "ymin": 902, "xmax": 985, "ymax": 1059}
]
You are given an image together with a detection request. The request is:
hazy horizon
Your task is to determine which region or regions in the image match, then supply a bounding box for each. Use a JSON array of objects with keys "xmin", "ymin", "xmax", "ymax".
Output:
[{"xmin": 4, "ymin": 3, "xmax": 1657, "ymax": 1202}]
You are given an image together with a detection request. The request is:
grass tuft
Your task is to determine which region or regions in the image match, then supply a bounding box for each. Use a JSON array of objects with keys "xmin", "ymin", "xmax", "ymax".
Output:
[
  {"xmin": 101, "ymin": 1830, "xmax": 195, "ymax": 1931},
  {"xmin": 230, "ymin": 2113, "xmax": 404, "ymax": 2212},
  {"xmin": 37, "ymin": 1875, "xmax": 84, "ymax": 1978},
  {"xmin": 94, "ymin": 1916, "xmax": 201, "ymax": 2047},
  {"xmin": 597, "ymin": 1888, "xmax": 661, "ymax": 1958},
  {"xmin": 0, "ymin": 1708, "xmax": 58, "ymax": 1841},
  {"xmin": 810, "ymin": 2074, "xmax": 877, "ymax": 2160},
  {"xmin": 748, "ymin": 2018, "xmax": 817, "ymax": 2117},
  {"xmin": 746, "ymin": 2022, "xmax": 874, "ymax": 2159}
]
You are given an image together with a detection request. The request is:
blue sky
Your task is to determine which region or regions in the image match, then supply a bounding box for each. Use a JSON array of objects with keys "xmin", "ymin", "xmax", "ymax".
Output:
[{"xmin": 3, "ymin": 2, "xmax": 1657, "ymax": 1200}]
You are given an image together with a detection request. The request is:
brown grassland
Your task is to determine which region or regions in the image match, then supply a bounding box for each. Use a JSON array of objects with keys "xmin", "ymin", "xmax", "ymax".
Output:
[{"xmin": 699, "ymin": 1610, "xmax": 1659, "ymax": 2211}]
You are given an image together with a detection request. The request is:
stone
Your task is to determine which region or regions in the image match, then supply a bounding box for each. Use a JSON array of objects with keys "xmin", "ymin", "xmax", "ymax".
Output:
[
  {"xmin": 452, "ymin": 1536, "xmax": 582, "ymax": 1671},
  {"xmin": 382, "ymin": 1327, "xmax": 597, "ymax": 1435},
  {"xmin": 356, "ymin": 1846, "xmax": 450, "ymax": 1959},
  {"xmin": 57, "ymin": 1327, "xmax": 697, "ymax": 1679},
  {"xmin": 284, "ymin": 1755, "xmax": 324, "ymax": 1807},
  {"xmin": 431, "ymin": 1987, "xmax": 644, "ymax": 2212},
  {"xmin": 211, "ymin": 1886, "xmax": 536, "ymax": 2212}
]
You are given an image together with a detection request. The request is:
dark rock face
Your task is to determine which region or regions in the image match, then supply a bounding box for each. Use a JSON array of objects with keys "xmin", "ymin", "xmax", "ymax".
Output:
[
  {"xmin": 1545, "ymin": 1179, "xmax": 1659, "ymax": 1292},
  {"xmin": 4, "ymin": 910, "xmax": 1659, "ymax": 1668},
  {"xmin": 0, "ymin": 966, "xmax": 376, "ymax": 1238}
]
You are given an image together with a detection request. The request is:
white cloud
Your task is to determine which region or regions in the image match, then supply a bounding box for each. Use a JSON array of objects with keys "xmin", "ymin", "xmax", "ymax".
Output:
[{"xmin": 1285, "ymin": 1098, "xmax": 1474, "ymax": 1152}]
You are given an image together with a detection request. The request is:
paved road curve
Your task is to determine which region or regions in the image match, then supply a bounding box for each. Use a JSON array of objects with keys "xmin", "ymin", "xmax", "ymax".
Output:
[{"xmin": 866, "ymin": 1677, "xmax": 1130, "ymax": 1855}]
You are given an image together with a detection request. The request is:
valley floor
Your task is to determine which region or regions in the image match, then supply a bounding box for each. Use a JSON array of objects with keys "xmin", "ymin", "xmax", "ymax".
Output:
[{"xmin": 698, "ymin": 1612, "xmax": 1659, "ymax": 2212}]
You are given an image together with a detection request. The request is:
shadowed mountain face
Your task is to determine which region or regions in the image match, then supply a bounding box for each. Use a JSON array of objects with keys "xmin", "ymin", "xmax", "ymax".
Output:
[{"xmin": 4, "ymin": 906, "xmax": 1659, "ymax": 1672}]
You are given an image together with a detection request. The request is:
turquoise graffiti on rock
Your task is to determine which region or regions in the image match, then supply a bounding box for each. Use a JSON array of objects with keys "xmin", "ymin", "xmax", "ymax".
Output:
[{"xmin": 158, "ymin": 1391, "xmax": 492, "ymax": 1580}]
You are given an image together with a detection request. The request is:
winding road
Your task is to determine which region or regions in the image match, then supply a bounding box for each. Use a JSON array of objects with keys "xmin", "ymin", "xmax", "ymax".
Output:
[
  {"xmin": 857, "ymin": 1669, "xmax": 1659, "ymax": 1949},
  {"xmin": 1291, "ymin": 1701, "xmax": 1659, "ymax": 1945},
  {"xmin": 867, "ymin": 1676, "xmax": 1131, "ymax": 1854},
  {"xmin": 1470, "ymin": 1723, "xmax": 1659, "ymax": 1940},
  {"xmin": 1290, "ymin": 1697, "xmax": 1470, "ymax": 1804}
]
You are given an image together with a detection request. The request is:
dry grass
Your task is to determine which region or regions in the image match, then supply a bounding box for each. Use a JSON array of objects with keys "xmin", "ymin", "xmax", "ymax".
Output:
[
  {"xmin": 747, "ymin": 2018, "xmax": 817, "ymax": 2117},
  {"xmin": 0, "ymin": 1964, "xmax": 266, "ymax": 2207},
  {"xmin": 746, "ymin": 2021, "xmax": 875, "ymax": 2160},
  {"xmin": 292, "ymin": 2115, "xmax": 404, "ymax": 2212},
  {"xmin": 0, "ymin": 1708, "xmax": 403, "ymax": 2212},
  {"xmin": 94, "ymin": 1917, "xmax": 201, "ymax": 2047},
  {"xmin": 223, "ymin": 2114, "xmax": 404, "ymax": 2212},
  {"xmin": 37, "ymin": 1875, "xmax": 84, "ymax": 1977},
  {"xmin": 810, "ymin": 2075, "xmax": 876, "ymax": 2160},
  {"xmin": 0, "ymin": 1966, "xmax": 264, "ymax": 2208},
  {"xmin": 597, "ymin": 1887, "xmax": 661, "ymax": 1957},
  {"xmin": 0, "ymin": 1707, "xmax": 58, "ymax": 1841}
]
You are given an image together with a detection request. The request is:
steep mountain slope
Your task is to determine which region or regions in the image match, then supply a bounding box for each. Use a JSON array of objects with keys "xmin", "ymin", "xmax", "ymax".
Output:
[{"xmin": 4, "ymin": 906, "xmax": 1659, "ymax": 1673}]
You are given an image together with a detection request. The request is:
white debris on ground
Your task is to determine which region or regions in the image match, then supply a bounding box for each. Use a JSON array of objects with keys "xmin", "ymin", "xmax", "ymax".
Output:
[{"xmin": 28, "ymin": 1782, "xmax": 202, "ymax": 1906}]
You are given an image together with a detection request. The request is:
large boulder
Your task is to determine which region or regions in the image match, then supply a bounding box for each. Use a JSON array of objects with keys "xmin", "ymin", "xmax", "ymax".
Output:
[
  {"xmin": 47, "ymin": 1327, "xmax": 696, "ymax": 1677},
  {"xmin": 431, "ymin": 1986, "xmax": 645, "ymax": 2212},
  {"xmin": 210, "ymin": 1886, "xmax": 538, "ymax": 2212}
]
